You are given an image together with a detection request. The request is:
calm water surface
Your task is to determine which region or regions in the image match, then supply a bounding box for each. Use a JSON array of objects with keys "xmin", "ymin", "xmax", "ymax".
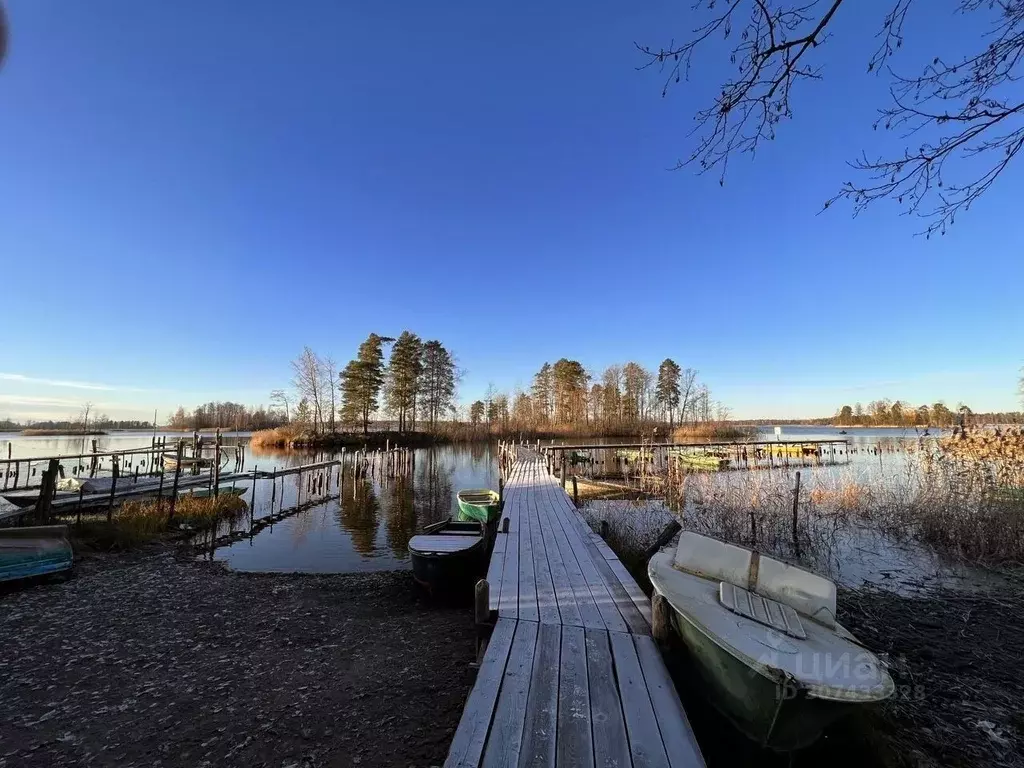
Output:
[{"xmin": 0, "ymin": 426, "xmax": 955, "ymax": 577}]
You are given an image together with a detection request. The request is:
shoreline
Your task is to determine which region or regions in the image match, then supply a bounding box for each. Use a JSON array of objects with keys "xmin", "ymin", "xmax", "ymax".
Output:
[{"xmin": 0, "ymin": 547, "xmax": 476, "ymax": 767}]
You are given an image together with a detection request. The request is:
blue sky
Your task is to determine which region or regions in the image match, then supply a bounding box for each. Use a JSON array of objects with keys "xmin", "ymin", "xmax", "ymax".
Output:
[{"xmin": 1, "ymin": 0, "xmax": 1021, "ymax": 422}]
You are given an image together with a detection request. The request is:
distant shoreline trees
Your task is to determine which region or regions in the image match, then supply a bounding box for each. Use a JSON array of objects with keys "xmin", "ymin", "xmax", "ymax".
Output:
[{"xmin": 834, "ymin": 400, "xmax": 963, "ymax": 427}]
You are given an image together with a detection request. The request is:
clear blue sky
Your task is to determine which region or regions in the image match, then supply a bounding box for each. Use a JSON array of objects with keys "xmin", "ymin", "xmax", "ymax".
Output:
[{"xmin": 1, "ymin": 0, "xmax": 1021, "ymax": 422}]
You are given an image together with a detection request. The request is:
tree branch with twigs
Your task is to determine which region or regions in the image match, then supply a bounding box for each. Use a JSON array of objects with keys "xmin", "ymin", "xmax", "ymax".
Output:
[{"xmin": 642, "ymin": 0, "xmax": 1024, "ymax": 235}]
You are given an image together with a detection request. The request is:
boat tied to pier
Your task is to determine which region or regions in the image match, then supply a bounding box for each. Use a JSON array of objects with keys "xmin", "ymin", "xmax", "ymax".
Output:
[{"xmin": 648, "ymin": 531, "xmax": 894, "ymax": 750}]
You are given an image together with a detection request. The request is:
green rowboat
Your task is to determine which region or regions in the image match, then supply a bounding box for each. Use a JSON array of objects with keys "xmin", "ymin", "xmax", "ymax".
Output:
[
  {"xmin": 181, "ymin": 486, "xmax": 247, "ymax": 499},
  {"xmin": 456, "ymin": 489, "xmax": 502, "ymax": 524}
]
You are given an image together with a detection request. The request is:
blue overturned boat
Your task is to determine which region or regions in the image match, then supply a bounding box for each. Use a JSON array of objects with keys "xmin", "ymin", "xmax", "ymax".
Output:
[{"xmin": 0, "ymin": 525, "xmax": 74, "ymax": 583}]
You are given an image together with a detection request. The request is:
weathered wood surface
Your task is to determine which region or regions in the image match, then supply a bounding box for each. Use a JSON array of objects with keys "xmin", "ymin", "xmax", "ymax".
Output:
[{"xmin": 446, "ymin": 457, "xmax": 704, "ymax": 768}]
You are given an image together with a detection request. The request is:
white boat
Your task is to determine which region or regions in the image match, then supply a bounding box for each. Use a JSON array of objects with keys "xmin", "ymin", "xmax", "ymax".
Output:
[{"xmin": 648, "ymin": 532, "xmax": 893, "ymax": 750}]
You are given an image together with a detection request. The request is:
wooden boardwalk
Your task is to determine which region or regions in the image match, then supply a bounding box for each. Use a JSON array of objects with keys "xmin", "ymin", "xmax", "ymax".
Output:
[{"xmin": 445, "ymin": 456, "xmax": 705, "ymax": 768}]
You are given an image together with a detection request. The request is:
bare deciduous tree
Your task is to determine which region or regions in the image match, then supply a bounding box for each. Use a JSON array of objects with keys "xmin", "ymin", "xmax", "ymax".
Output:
[{"xmin": 640, "ymin": 0, "xmax": 1024, "ymax": 235}]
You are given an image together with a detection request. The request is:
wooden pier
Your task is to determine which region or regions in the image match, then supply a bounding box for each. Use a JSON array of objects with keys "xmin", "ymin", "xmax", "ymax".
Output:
[{"xmin": 445, "ymin": 451, "xmax": 705, "ymax": 768}]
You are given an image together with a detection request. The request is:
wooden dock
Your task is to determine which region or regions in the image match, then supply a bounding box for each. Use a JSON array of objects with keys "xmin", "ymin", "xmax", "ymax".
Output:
[{"xmin": 445, "ymin": 454, "xmax": 705, "ymax": 768}]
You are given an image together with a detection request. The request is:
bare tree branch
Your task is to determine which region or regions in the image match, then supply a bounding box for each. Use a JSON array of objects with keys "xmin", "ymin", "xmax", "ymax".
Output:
[{"xmin": 645, "ymin": 0, "xmax": 1024, "ymax": 234}]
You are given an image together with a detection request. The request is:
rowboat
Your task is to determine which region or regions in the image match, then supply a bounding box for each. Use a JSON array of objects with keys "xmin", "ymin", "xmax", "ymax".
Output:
[
  {"xmin": 456, "ymin": 489, "xmax": 502, "ymax": 524},
  {"xmin": 649, "ymin": 532, "xmax": 893, "ymax": 750},
  {"xmin": 408, "ymin": 518, "xmax": 486, "ymax": 593},
  {"xmin": 672, "ymin": 452, "xmax": 731, "ymax": 471},
  {"xmin": 0, "ymin": 525, "xmax": 74, "ymax": 583}
]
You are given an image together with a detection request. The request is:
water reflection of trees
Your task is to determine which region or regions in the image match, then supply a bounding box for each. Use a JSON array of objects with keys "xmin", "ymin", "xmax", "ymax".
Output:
[
  {"xmin": 415, "ymin": 449, "xmax": 454, "ymax": 528},
  {"xmin": 336, "ymin": 479, "xmax": 380, "ymax": 555},
  {"xmin": 382, "ymin": 475, "xmax": 417, "ymax": 557}
]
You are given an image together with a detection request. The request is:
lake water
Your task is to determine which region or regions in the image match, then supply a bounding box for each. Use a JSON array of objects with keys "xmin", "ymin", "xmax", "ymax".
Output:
[{"xmin": 0, "ymin": 426, "xmax": 960, "ymax": 578}]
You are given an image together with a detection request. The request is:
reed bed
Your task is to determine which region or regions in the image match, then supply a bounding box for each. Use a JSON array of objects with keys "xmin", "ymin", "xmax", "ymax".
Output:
[
  {"xmin": 671, "ymin": 423, "xmax": 757, "ymax": 441},
  {"xmin": 584, "ymin": 433, "xmax": 1024, "ymax": 569},
  {"xmin": 74, "ymin": 494, "xmax": 248, "ymax": 549}
]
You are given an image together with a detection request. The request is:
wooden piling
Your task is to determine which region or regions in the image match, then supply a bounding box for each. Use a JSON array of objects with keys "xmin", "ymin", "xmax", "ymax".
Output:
[
  {"xmin": 107, "ymin": 457, "xmax": 119, "ymax": 522},
  {"xmin": 572, "ymin": 475, "xmax": 578, "ymax": 506},
  {"xmin": 168, "ymin": 442, "xmax": 183, "ymax": 523},
  {"xmin": 792, "ymin": 471, "xmax": 802, "ymax": 558},
  {"xmin": 652, "ymin": 593, "xmax": 671, "ymax": 646}
]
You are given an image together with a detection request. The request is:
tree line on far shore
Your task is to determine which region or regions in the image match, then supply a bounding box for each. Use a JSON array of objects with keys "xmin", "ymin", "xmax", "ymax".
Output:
[
  {"xmin": 834, "ymin": 400, "xmax": 969, "ymax": 427},
  {"xmin": 466, "ymin": 359, "xmax": 725, "ymax": 435}
]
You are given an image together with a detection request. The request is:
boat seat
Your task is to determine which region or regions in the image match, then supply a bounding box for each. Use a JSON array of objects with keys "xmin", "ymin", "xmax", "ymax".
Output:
[
  {"xmin": 674, "ymin": 532, "xmax": 837, "ymax": 628},
  {"xmin": 719, "ymin": 582, "xmax": 807, "ymax": 640},
  {"xmin": 674, "ymin": 531, "xmax": 752, "ymax": 587},
  {"xmin": 756, "ymin": 556, "xmax": 837, "ymax": 628}
]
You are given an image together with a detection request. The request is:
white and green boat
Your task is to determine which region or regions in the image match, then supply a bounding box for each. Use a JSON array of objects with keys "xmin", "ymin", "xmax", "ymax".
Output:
[
  {"xmin": 649, "ymin": 532, "xmax": 893, "ymax": 750},
  {"xmin": 456, "ymin": 489, "xmax": 502, "ymax": 524}
]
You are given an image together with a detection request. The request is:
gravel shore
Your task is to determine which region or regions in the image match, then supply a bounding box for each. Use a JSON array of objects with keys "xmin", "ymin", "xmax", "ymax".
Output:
[{"xmin": 0, "ymin": 549, "xmax": 476, "ymax": 768}]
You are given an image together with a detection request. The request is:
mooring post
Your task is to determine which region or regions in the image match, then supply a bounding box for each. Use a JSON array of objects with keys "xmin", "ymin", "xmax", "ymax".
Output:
[
  {"xmin": 501, "ymin": 517, "xmax": 509, "ymax": 534},
  {"xmin": 560, "ymin": 454, "xmax": 566, "ymax": 490},
  {"xmin": 76, "ymin": 486, "xmax": 85, "ymax": 525},
  {"xmin": 600, "ymin": 519, "xmax": 609, "ymax": 540},
  {"xmin": 652, "ymin": 593, "xmax": 671, "ymax": 646},
  {"xmin": 168, "ymin": 442, "xmax": 183, "ymax": 523},
  {"xmin": 474, "ymin": 579, "xmax": 490, "ymax": 661},
  {"xmin": 572, "ymin": 475, "xmax": 579, "ymax": 507},
  {"xmin": 792, "ymin": 471, "xmax": 802, "ymax": 557},
  {"xmin": 498, "ymin": 477, "xmax": 504, "ymax": 506},
  {"xmin": 213, "ymin": 430, "xmax": 222, "ymax": 498},
  {"xmin": 252, "ymin": 466, "xmax": 259, "ymax": 514},
  {"xmin": 107, "ymin": 456, "xmax": 119, "ymax": 522}
]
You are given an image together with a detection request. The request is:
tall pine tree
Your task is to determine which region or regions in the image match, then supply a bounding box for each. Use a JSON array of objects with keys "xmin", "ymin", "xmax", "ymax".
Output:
[
  {"xmin": 384, "ymin": 331, "xmax": 423, "ymax": 432},
  {"xmin": 339, "ymin": 333, "xmax": 392, "ymax": 435}
]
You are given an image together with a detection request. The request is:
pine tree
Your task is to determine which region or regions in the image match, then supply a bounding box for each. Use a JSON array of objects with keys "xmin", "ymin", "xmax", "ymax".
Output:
[
  {"xmin": 469, "ymin": 400, "xmax": 485, "ymax": 425},
  {"xmin": 339, "ymin": 333, "xmax": 392, "ymax": 435},
  {"xmin": 531, "ymin": 363, "xmax": 553, "ymax": 423},
  {"xmin": 552, "ymin": 359, "xmax": 588, "ymax": 424},
  {"xmin": 655, "ymin": 359, "xmax": 682, "ymax": 428},
  {"xmin": 384, "ymin": 331, "xmax": 423, "ymax": 432},
  {"xmin": 621, "ymin": 362, "xmax": 649, "ymax": 425},
  {"xmin": 420, "ymin": 340, "xmax": 456, "ymax": 431}
]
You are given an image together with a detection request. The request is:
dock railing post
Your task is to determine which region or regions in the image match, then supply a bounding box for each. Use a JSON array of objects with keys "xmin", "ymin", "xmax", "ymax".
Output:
[{"xmin": 560, "ymin": 453, "xmax": 566, "ymax": 490}]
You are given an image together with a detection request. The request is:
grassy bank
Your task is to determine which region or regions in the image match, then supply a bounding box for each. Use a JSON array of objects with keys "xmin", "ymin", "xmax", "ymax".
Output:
[{"xmin": 74, "ymin": 494, "xmax": 248, "ymax": 550}]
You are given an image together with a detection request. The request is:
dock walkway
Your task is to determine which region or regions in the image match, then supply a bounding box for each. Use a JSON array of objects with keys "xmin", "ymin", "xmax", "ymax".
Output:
[{"xmin": 445, "ymin": 455, "xmax": 705, "ymax": 768}]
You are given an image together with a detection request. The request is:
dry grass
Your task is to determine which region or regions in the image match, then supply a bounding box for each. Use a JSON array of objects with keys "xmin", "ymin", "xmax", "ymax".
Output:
[
  {"xmin": 74, "ymin": 494, "xmax": 248, "ymax": 550},
  {"xmin": 671, "ymin": 423, "xmax": 757, "ymax": 441}
]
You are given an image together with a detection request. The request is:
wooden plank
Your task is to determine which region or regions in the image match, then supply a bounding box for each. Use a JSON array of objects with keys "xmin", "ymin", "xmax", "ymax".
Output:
[
  {"xmin": 585, "ymin": 630, "xmax": 631, "ymax": 768},
  {"xmin": 556, "ymin": 625, "xmax": 594, "ymax": 768},
  {"xmin": 537, "ymin": 483, "xmax": 605, "ymax": 630},
  {"xmin": 498, "ymin": 531, "xmax": 520, "ymax": 619},
  {"xmin": 608, "ymin": 559, "xmax": 653, "ymax": 626},
  {"xmin": 544, "ymin": 484, "xmax": 649, "ymax": 634},
  {"xmin": 548, "ymin": 497, "xmax": 628, "ymax": 634},
  {"xmin": 487, "ymin": 544, "xmax": 506, "ymax": 613},
  {"xmin": 609, "ymin": 632, "xmax": 670, "ymax": 768},
  {"xmin": 517, "ymin": 481, "xmax": 539, "ymax": 622},
  {"xmin": 529, "ymin": 479, "xmax": 561, "ymax": 625},
  {"xmin": 532, "ymin": 479, "xmax": 583, "ymax": 628},
  {"xmin": 634, "ymin": 636, "xmax": 705, "ymax": 768},
  {"xmin": 518, "ymin": 623, "xmax": 561, "ymax": 768},
  {"xmin": 481, "ymin": 620, "xmax": 539, "ymax": 768},
  {"xmin": 445, "ymin": 618, "xmax": 518, "ymax": 767}
]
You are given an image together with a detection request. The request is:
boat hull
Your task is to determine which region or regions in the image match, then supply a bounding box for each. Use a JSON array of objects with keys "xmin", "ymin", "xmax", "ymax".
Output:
[
  {"xmin": 669, "ymin": 608, "xmax": 860, "ymax": 750},
  {"xmin": 0, "ymin": 525, "xmax": 74, "ymax": 584},
  {"xmin": 456, "ymin": 490, "xmax": 502, "ymax": 524},
  {"xmin": 409, "ymin": 520, "xmax": 486, "ymax": 594}
]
